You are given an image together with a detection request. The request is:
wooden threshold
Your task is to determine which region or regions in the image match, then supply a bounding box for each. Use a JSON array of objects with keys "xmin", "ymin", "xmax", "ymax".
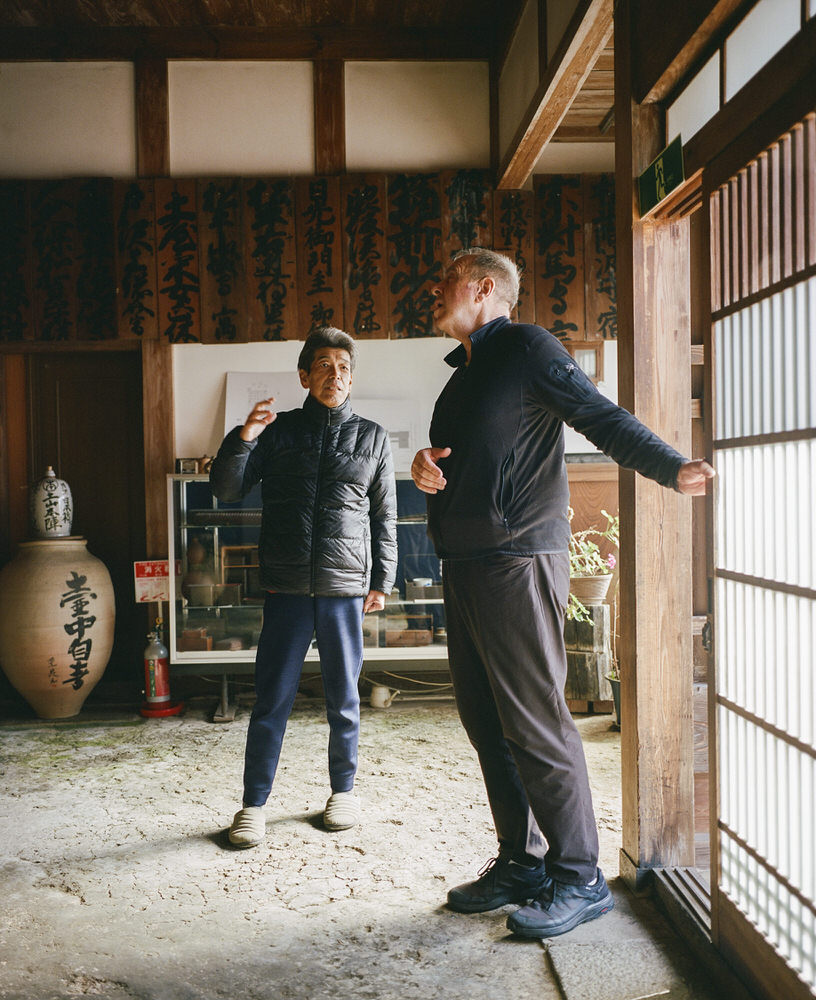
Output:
[{"xmin": 652, "ymin": 868, "xmax": 757, "ymax": 1000}]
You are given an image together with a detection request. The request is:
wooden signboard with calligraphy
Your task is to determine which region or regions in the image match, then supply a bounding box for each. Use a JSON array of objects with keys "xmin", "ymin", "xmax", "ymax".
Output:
[
  {"xmin": 341, "ymin": 174, "xmax": 388, "ymax": 339},
  {"xmin": 75, "ymin": 178, "xmax": 116, "ymax": 341},
  {"xmin": 0, "ymin": 172, "xmax": 616, "ymax": 347},
  {"xmin": 0, "ymin": 181, "xmax": 34, "ymax": 341},
  {"xmin": 155, "ymin": 178, "xmax": 201, "ymax": 343},
  {"xmin": 583, "ymin": 174, "xmax": 617, "ymax": 340},
  {"xmin": 243, "ymin": 178, "xmax": 299, "ymax": 342},
  {"xmin": 296, "ymin": 176, "xmax": 343, "ymax": 338},
  {"xmin": 440, "ymin": 169, "xmax": 493, "ymax": 261},
  {"xmin": 534, "ymin": 175, "xmax": 584, "ymax": 341},
  {"xmin": 198, "ymin": 178, "xmax": 247, "ymax": 343},
  {"xmin": 29, "ymin": 180, "xmax": 79, "ymax": 341},
  {"xmin": 494, "ymin": 189, "xmax": 536, "ymax": 325},
  {"xmin": 386, "ymin": 173, "xmax": 442, "ymax": 338},
  {"xmin": 114, "ymin": 180, "xmax": 158, "ymax": 340}
]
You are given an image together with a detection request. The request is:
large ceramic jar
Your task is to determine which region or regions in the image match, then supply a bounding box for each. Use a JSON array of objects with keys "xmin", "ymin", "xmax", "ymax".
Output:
[
  {"xmin": 30, "ymin": 466, "xmax": 73, "ymax": 538},
  {"xmin": 0, "ymin": 538, "xmax": 115, "ymax": 719}
]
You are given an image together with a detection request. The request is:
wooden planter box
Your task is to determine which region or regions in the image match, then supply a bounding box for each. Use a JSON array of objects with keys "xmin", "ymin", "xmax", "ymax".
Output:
[{"xmin": 564, "ymin": 603, "xmax": 614, "ymax": 712}]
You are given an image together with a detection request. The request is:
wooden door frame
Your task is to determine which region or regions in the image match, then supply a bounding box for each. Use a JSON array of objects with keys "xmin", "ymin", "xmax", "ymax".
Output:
[
  {"xmin": 702, "ymin": 109, "xmax": 816, "ymax": 1000},
  {"xmin": 615, "ymin": 0, "xmax": 696, "ymax": 889},
  {"xmin": 614, "ymin": 0, "xmax": 816, "ymax": 888},
  {"xmin": 0, "ymin": 341, "xmax": 174, "ymax": 566},
  {"xmin": 616, "ymin": 1, "xmax": 815, "ymax": 996}
]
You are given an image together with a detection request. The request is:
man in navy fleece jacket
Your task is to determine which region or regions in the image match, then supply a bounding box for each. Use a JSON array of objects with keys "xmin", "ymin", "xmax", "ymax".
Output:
[{"xmin": 411, "ymin": 248, "xmax": 714, "ymax": 939}]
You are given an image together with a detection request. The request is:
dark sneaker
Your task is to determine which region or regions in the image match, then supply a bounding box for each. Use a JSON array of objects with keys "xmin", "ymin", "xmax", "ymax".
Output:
[
  {"xmin": 506, "ymin": 868, "xmax": 614, "ymax": 938},
  {"xmin": 447, "ymin": 856, "xmax": 550, "ymax": 913}
]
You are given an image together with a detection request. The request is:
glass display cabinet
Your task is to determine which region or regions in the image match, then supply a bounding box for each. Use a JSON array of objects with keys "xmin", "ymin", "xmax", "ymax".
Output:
[{"xmin": 166, "ymin": 474, "xmax": 449, "ymax": 719}]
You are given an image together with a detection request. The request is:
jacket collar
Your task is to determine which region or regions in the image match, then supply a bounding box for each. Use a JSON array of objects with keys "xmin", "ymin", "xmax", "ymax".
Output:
[
  {"xmin": 443, "ymin": 315, "xmax": 511, "ymax": 368},
  {"xmin": 303, "ymin": 392, "xmax": 354, "ymax": 426}
]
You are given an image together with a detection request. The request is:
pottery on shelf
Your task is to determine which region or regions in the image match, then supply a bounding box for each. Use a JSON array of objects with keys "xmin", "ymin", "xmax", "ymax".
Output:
[
  {"xmin": 181, "ymin": 535, "xmax": 217, "ymax": 605},
  {"xmin": 30, "ymin": 466, "xmax": 73, "ymax": 538},
  {"xmin": 569, "ymin": 573, "xmax": 613, "ymax": 605},
  {"xmin": 0, "ymin": 538, "xmax": 115, "ymax": 719}
]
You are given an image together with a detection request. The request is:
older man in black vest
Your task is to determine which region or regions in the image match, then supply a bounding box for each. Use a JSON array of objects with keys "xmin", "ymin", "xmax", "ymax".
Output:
[{"xmin": 212, "ymin": 326, "xmax": 397, "ymax": 845}]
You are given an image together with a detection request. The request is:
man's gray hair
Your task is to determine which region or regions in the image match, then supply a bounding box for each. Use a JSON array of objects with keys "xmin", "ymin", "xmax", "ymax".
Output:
[
  {"xmin": 297, "ymin": 326, "xmax": 357, "ymax": 373},
  {"xmin": 451, "ymin": 247, "xmax": 520, "ymax": 311}
]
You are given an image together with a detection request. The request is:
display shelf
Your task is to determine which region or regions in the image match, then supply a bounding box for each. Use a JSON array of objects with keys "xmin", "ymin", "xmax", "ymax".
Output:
[{"xmin": 166, "ymin": 474, "xmax": 448, "ymax": 716}]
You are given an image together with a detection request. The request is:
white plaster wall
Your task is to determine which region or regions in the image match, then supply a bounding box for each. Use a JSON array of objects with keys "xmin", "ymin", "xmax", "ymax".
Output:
[
  {"xmin": 344, "ymin": 62, "xmax": 489, "ymax": 171},
  {"xmin": 168, "ymin": 61, "xmax": 314, "ymax": 175},
  {"xmin": 174, "ymin": 338, "xmax": 453, "ymax": 458},
  {"xmin": 667, "ymin": 53, "xmax": 720, "ymax": 145},
  {"xmin": 173, "ymin": 336, "xmax": 616, "ymax": 460},
  {"xmin": 724, "ymin": 0, "xmax": 800, "ymax": 100},
  {"xmin": 547, "ymin": 0, "xmax": 581, "ymax": 62},
  {"xmin": 0, "ymin": 62, "xmax": 136, "ymax": 177},
  {"xmin": 533, "ymin": 142, "xmax": 614, "ymax": 174},
  {"xmin": 498, "ymin": 0, "xmax": 540, "ymax": 163}
]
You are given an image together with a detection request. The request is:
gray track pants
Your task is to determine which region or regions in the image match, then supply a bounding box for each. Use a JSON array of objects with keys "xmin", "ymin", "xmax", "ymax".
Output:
[{"xmin": 442, "ymin": 551, "xmax": 599, "ymax": 885}]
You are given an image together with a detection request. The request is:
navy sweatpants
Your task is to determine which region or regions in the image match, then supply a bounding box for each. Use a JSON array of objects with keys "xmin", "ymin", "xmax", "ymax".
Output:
[
  {"xmin": 242, "ymin": 593, "xmax": 365, "ymax": 808},
  {"xmin": 442, "ymin": 552, "xmax": 599, "ymax": 885}
]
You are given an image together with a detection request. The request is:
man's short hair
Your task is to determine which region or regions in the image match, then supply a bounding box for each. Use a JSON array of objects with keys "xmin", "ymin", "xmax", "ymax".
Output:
[
  {"xmin": 451, "ymin": 248, "xmax": 520, "ymax": 312},
  {"xmin": 297, "ymin": 326, "xmax": 357, "ymax": 373}
]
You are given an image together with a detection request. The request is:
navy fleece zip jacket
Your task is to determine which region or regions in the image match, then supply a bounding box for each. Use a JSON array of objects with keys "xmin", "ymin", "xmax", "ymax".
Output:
[{"xmin": 427, "ymin": 317, "xmax": 687, "ymax": 559}]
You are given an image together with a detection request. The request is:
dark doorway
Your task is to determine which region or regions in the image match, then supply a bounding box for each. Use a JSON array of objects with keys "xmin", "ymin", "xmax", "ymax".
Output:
[{"xmin": 28, "ymin": 351, "xmax": 147, "ymax": 698}]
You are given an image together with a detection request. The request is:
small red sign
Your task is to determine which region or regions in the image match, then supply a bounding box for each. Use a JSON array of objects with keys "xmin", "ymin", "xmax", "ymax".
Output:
[{"xmin": 133, "ymin": 560, "xmax": 180, "ymax": 603}]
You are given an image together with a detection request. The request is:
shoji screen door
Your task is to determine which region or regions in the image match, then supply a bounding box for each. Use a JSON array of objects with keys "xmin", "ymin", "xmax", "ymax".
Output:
[{"xmin": 709, "ymin": 112, "xmax": 815, "ymax": 998}]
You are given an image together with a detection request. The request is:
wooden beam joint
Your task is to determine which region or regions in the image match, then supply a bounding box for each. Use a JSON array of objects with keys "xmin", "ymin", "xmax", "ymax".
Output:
[{"xmin": 497, "ymin": 0, "xmax": 614, "ymax": 189}]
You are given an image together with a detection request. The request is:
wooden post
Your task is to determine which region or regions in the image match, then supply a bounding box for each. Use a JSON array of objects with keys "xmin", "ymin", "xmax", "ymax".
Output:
[
  {"xmin": 141, "ymin": 341, "xmax": 174, "ymax": 559},
  {"xmin": 615, "ymin": 0, "xmax": 696, "ymax": 889},
  {"xmin": 135, "ymin": 56, "xmax": 169, "ymax": 179},
  {"xmin": 314, "ymin": 60, "xmax": 345, "ymax": 176},
  {"xmin": 0, "ymin": 354, "xmax": 29, "ymax": 564}
]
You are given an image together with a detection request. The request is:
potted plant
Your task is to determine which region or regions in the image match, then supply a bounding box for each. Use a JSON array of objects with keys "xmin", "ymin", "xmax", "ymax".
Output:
[{"xmin": 567, "ymin": 507, "xmax": 619, "ymax": 623}]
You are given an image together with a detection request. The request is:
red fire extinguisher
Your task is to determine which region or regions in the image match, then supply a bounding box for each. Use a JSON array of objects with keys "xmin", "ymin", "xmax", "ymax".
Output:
[{"xmin": 140, "ymin": 619, "xmax": 183, "ymax": 718}]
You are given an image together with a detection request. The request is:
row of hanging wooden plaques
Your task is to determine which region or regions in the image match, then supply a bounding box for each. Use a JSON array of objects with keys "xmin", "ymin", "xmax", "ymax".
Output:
[{"xmin": 0, "ymin": 170, "xmax": 615, "ymax": 345}]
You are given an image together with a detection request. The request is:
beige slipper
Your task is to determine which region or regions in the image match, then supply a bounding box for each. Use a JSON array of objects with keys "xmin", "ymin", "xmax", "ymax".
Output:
[
  {"xmin": 228, "ymin": 806, "xmax": 265, "ymax": 847},
  {"xmin": 323, "ymin": 792, "xmax": 360, "ymax": 831}
]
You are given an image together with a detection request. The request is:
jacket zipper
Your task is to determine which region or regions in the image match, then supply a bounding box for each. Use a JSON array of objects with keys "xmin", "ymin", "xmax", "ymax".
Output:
[{"xmin": 309, "ymin": 409, "xmax": 331, "ymax": 595}]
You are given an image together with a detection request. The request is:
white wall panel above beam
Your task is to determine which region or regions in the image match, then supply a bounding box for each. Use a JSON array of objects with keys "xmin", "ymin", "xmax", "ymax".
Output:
[
  {"xmin": 0, "ymin": 62, "xmax": 135, "ymax": 178},
  {"xmin": 345, "ymin": 62, "xmax": 489, "ymax": 172},
  {"xmin": 168, "ymin": 61, "xmax": 314, "ymax": 176}
]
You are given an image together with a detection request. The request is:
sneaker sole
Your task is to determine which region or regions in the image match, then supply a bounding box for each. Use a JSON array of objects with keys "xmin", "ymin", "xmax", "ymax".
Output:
[
  {"xmin": 507, "ymin": 892, "xmax": 614, "ymax": 938},
  {"xmin": 228, "ymin": 834, "xmax": 264, "ymax": 848},
  {"xmin": 447, "ymin": 884, "xmax": 549, "ymax": 914}
]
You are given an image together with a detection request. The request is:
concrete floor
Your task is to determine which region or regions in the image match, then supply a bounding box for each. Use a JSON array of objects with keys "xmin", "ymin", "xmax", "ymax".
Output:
[{"xmin": 0, "ymin": 695, "xmax": 738, "ymax": 1000}]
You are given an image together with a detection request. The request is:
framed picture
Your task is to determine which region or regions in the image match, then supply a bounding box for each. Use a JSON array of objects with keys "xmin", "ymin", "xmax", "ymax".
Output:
[{"xmin": 564, "ymin": 341, "xmax": 604, "ymax": 383}]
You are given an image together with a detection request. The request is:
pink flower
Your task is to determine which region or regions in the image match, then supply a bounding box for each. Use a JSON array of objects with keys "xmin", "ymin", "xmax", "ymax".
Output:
[{"xmin": 606, "ymin": 554, "xmax": 617, "ymax": 569}]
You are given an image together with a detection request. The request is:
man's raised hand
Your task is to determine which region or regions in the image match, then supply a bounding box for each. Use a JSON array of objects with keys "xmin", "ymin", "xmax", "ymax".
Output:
[{"xmin": 239, "ymin": 398, "xmax": 277, "ymax": 442}]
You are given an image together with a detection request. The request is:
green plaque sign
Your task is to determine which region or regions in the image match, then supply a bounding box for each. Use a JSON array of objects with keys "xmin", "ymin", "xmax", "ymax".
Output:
[{"xmin": 638, "ymin": 135, "xmax": 684, "ymax": 216}]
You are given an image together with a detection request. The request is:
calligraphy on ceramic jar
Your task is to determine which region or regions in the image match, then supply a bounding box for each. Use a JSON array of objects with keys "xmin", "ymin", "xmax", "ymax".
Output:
[{"xmin": 59, "ymin": 571, "xmax": 99, "ymax": 690}]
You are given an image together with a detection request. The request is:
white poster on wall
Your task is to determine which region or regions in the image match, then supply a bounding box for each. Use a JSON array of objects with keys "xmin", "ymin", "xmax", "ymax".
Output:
[
  {"xmin": 224, "ymin": 375, "xmax": 419, "ymax": 472},
  {"xmin": 352, "ymin": 398, "xmax": 419, "ymax": 474},
  {"xmin": 224, "ymin": 371, "xmax": 304, "ymax": 435}
]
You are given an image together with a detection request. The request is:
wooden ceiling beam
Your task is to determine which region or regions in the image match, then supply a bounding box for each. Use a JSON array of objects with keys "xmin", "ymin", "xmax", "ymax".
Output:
[
  {"xmin": 552, "ymin": 125, "xmax": 615, "ymax": 141},
  {"xmin": 633, "ymin": 0, "xmax": 752, "ymax": 104},
  {"xmin": 0, "ymin": 25, "xmax": 494, "ymax": 61},
  {"xmin": 496, "ymin": 0, "xmax": 613, "ymax": 190}
]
